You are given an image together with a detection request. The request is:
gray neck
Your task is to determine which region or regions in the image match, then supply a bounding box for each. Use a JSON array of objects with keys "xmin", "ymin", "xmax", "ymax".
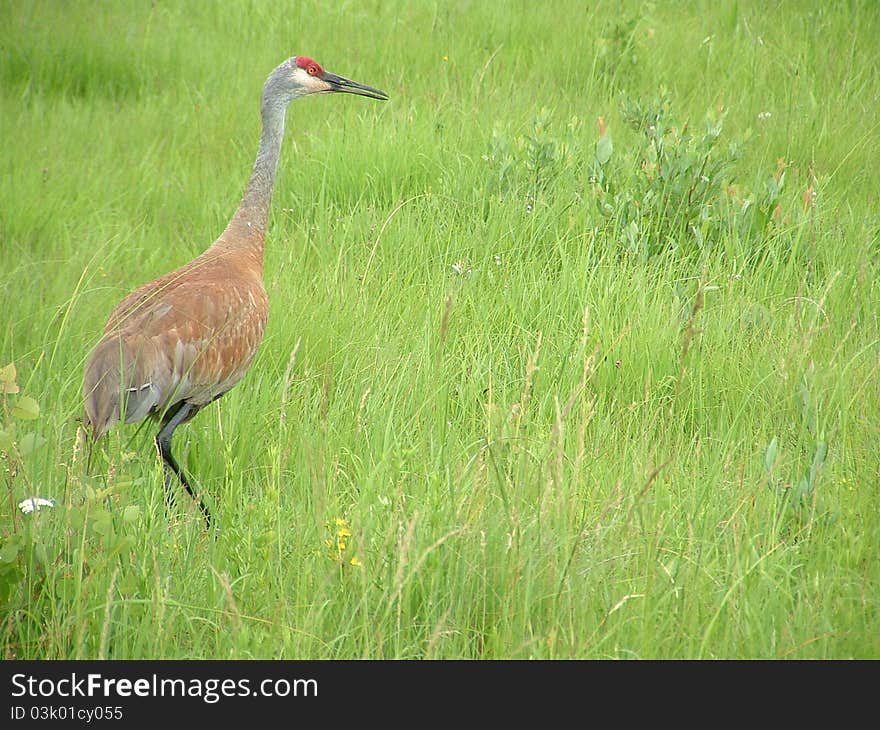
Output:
[
  {"xmin": 213, "ymin": 97, "xmax": 288, "ymax": 262},
  {"xmin": 236, "ymin": 100, "xmax": 287, "ymax": 235}
]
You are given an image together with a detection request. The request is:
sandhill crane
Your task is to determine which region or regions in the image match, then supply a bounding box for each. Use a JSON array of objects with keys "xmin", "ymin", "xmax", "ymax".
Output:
[{"xmin": 83, "ymin": 56, "xmax": 388, "ymax": 528}]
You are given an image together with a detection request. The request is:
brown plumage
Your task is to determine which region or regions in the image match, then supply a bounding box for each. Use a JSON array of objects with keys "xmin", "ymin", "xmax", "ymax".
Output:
[{"xmin": 83, "ymin": 56, "xmax": 388, "ymax": 527}]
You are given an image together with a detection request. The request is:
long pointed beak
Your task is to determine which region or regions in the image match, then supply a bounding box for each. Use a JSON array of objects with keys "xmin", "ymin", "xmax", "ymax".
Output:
[{"xmin": 323, "ymin": 72, "xmax": 389, "ymax": 101}]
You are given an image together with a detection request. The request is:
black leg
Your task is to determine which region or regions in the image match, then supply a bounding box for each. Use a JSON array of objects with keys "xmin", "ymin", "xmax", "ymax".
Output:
[{"xmin": 155, "ymin": 401, "xmax": 212, "ymax": 529}]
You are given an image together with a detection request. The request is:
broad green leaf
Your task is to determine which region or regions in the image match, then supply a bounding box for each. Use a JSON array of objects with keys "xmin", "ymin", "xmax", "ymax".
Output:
[
  {"xmin": 90, "ymin": 518, "xmax": 113, "ymax": 537},
  {"xmin": 0, "ymin": 571, "xmax": 23, "ymax": 602},
  {"xmin": 11, "ymin": 395, "xmax": 39, "ymax": 421},
  {"xmin": 0, "ymin": 541, "xmax": 19, "ymax": 563},
  {"xmin": 0, "ymin": 428, "xmax": 14, "ymax": 452},
  {"xmin": 763, "ymin": 437, "xmax": 778, "ymax": 472},
  {"xmin": 812, "ymin": 441, "xmax": 828, "ymax": 467},
  {"xmin": 32, "ymin": 542, "xmax": 50, "ymax": 567},
  {"xmin": 19, "ymin": 432, "xmax": 46, "ymax": 457},
  {"xmin": 108, "ymin": 534, "xmax": 136, "ymax": 559},
  {"xmin": 792, "ymin": 476, "xmax": 811, "ymax": 505},
  {"xmin": 596, "ymin": 134, "xmax": 613, "ymax": 165},
  {"xmin": 68, "ymin": 507, "xmax": 86, "ymax": 531},
  {"xmin": 122, "ymin": 505, "xmax": 141, "ymax": 524},
  {"xmin": 90, "ymin": 510, "xmax": 113, "ymax": 537},
  {"xmin": 0, "ymin": 363, "xmax": 16, "ymax": 385}
]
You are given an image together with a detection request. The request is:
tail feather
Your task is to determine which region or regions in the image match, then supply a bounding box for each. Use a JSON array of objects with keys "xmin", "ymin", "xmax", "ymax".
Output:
[{"xmin": 83, "ymin": 336, "xmax": 162, "ymax": 440}]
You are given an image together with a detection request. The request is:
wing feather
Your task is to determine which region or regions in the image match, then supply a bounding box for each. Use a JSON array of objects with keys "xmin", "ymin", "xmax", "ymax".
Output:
[{"xmin": 84, "ymin": 260, "xmax": 267, "ymax": 439}]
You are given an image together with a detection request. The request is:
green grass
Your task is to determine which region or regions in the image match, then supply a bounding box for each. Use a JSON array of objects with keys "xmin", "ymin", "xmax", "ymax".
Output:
[{"xmin": 1, "ymin": 0, "xmax": 879, "ymax": 659}]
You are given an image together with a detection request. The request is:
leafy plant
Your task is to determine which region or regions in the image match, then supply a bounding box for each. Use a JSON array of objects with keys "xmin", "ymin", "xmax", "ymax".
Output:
[
  {"xmin": 483, "ymin": 109, "xmax": 584, "ymax": 207},
  {"xmin": 483, "ymin": 89, "xmax": 813, "ymax": 261},
  {"xmin": 596, "ymin": 6, "xmax": 651, "ymax": 90},
  {"xmin": 763, "ymin": 372, "xmax": 834, "ymax": 538},
  {"xmin": 603, "ymin": 89, "xmax": 743, "ymax": 257},
  {"xmin": 1, "ymin": 362, "xmax": 45, "ymax": 602},
  {"xmin": 1, "ymin": 363, "xmax": 139, "ymax": 614}
]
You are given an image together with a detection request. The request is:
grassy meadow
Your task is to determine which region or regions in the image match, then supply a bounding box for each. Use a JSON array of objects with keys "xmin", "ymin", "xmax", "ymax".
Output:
[{"xmin": 1, "ymin": 0, "xmax": 879, "ymax": 659}]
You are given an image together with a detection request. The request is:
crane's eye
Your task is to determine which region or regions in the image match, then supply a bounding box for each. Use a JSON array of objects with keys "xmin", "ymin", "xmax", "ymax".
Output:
[{"xmin": 307, "ymin": 65, "xmax": 319, "ymax": 76}]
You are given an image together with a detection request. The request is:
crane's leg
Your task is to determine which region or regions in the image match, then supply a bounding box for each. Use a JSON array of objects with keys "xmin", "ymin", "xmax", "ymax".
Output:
[{"xmin": 155, "ymin": 401, "xmax": 212, "ymax": 529}]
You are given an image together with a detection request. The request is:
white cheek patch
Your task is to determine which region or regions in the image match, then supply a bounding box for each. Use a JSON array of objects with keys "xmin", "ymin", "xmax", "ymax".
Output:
[{"xmin": 294, "ymin": 67, "xmax": 331, "ymax": 92}]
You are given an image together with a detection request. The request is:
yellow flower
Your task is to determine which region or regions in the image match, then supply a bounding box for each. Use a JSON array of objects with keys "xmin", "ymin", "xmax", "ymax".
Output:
[
  {"xmin": 325, "ymin": 516, "xmax": 358, "ymax": 563},
  {"xmin": 350, "ymin": 557, "xmax": 362, "ymax": 567}
]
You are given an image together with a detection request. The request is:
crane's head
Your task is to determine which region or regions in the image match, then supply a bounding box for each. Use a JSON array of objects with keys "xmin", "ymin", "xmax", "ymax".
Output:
[{"xmin": 264, "ymin": 56, "xmax": 388, "ymax": 110}]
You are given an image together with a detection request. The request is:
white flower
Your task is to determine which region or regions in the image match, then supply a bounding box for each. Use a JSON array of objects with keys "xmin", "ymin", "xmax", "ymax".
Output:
[
  {"xmin": 757, "ymin": 111, "xmax": 772, "ymax": 121},
  {"xmin": 18, "ymin": 497, "xmax": 55, "ymax": 514},
  {"xmin": 451, "ymin": 259, "xmax": 477, "ymax": 277}
]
